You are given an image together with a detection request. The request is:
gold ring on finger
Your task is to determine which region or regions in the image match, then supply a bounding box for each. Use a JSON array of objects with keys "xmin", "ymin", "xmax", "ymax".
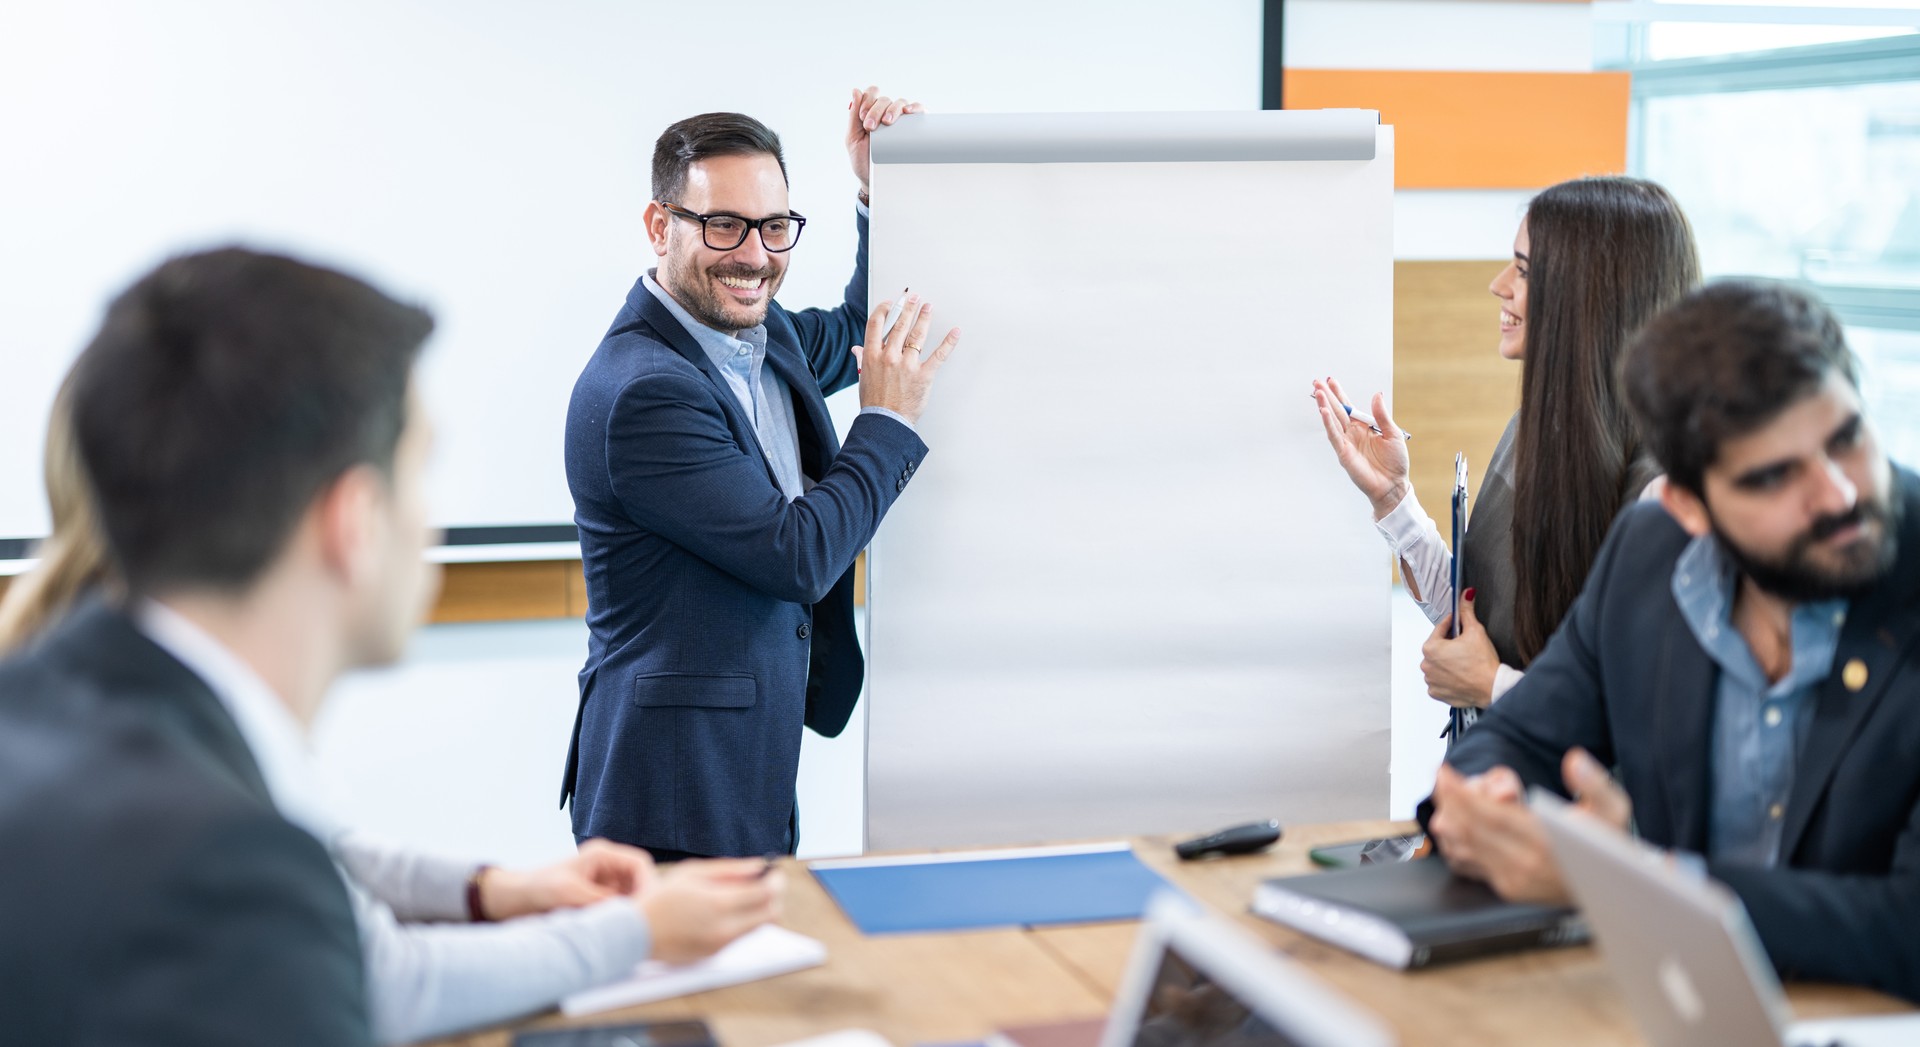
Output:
[{"xmin": 905, "ymin": 343, "xmax": 921, "ymax": 352}]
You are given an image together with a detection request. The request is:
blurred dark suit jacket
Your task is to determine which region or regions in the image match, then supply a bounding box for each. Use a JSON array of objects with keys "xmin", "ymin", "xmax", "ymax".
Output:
[{"xmin": 0, "ymin": 601, "xmax": 369, "ymax": 1045}]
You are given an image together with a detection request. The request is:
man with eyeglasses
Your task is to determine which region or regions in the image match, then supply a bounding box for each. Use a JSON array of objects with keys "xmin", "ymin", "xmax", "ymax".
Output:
[{"xmin": 562, "ymin": 89, "xmax": 960, "ymax": 860}]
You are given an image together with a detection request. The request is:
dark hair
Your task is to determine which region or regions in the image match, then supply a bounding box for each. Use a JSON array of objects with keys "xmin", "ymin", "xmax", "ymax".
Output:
[
  {"xmin": 68, "ymin": 246, "xmax": 432, "ymax": 595},
  {"xmin": 1623, "ymin": 280, "xmax": 1857, "ymax": 496},
  {"xmin": 651, "ymin": 112, "xmax": 787, "ymax": 205},
  {"xmin": 1509, "ymin": 177, "xmax": 1701, "ymax": 662}
]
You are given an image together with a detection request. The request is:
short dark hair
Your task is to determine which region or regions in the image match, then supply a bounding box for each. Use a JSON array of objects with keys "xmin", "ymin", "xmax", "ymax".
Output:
[
  {"xmin": 69, "ymin": 246, "xmax": 432, "ymax": 595},
  {"xmin": 651, "ymin": 112, "xmax": 786, "ymax": 205},
  {"xmin": 1622, "ymin": 279, "xmax": 1857, "ymax": 495}
]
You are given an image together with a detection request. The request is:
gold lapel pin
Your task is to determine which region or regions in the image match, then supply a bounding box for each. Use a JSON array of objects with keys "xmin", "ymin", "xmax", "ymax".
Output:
[{"xmin": 1843, "ymin": 658, "xmax": 1869, "ymax": 693}]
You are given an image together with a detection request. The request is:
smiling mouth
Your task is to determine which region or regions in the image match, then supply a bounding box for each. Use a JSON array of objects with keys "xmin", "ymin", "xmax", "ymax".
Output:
[
  {"xmin": 1500, "ymin": 309, "xmax": 1524, "ymax": 331},
  {"xmin": 717, "ymin": 274, "xmax": 766, "ymax": 296}
]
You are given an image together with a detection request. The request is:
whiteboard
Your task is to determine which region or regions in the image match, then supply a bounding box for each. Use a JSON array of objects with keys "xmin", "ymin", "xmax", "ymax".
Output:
[
  {"xmin": 0, "ymin": 0, "xmax": 1260, "ymax": 537},
  {"xmin": 865, "ymin": 112, "xmax": 1395, "ymax": 850}
]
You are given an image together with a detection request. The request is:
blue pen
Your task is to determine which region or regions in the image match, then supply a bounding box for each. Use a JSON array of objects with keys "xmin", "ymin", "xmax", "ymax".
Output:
[{"xmin": 1341, "ymin": 402, "xmax": 1412, "ymax": 441}]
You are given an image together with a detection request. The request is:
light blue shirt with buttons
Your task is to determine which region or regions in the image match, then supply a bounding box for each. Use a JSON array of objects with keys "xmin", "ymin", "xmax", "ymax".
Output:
[{"xmin": 1671, "ymin": 534, "xmax": 1848, "ymax": 867}]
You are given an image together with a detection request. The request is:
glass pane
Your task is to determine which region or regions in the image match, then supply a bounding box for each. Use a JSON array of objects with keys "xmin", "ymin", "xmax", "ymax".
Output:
[
  {"xmin": 1853, "ymin": 326, "xmax": 1920, "ymax": 469},
  {"xmin": 1645, "ymin": 23, "xmax": 1914, "ymax": 60},
  {"xmin": 1642, "ymin": 79, "xmax": 1920, "ymax": 289}
]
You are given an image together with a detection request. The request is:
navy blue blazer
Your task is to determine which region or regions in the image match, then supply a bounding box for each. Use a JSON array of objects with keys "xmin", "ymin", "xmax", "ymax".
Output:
[
  {"xmin": 561, "ymin": 211, "xmax": 928, "ymax": 857},
  {"xmin": 1427, "ymin": 469, "xmax": 1920, "ymax": 1002}
]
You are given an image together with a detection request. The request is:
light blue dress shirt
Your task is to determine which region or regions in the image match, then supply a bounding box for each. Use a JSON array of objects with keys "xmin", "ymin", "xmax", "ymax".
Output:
[{"xmin": 1671, "ymin": 535, "xmax": 1848, "ymax": 866}]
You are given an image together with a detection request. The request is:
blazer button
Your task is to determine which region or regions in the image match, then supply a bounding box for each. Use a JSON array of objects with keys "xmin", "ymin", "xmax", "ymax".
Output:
[{"xmin": 797, "ymin": 623, "xmax": 811, "ymax": 639}]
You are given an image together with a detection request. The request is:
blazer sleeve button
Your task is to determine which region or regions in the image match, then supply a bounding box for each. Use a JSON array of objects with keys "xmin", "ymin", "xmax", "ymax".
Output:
[{"xmin": 797, "ymin": 623, "xmax": 811, "ymax": 639}]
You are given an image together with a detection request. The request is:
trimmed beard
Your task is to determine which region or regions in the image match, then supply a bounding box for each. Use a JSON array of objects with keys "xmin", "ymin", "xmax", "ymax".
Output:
[
  {"xmin": 662, "ymin": 249, "xmax": 778, "ymax": 333},
  {"xmin": 1712, "ymin": 492, "xmax": 1900, "ymax": 603}
]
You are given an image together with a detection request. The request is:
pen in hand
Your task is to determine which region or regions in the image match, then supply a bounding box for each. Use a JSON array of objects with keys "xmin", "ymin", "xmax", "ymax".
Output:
[
  {"xmin": 875, "ymin": 287, "xmax": 911, "ymax": 342},
  {"xmin": 1339, "ymin": 401, "xmax": 1412, "ymax": 441}
]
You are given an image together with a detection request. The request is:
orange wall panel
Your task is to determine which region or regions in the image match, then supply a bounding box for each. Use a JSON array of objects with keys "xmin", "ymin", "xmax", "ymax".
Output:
[{"xmin": 1284, "ymin": 69, "xmax": 1630, "ymax": 190}]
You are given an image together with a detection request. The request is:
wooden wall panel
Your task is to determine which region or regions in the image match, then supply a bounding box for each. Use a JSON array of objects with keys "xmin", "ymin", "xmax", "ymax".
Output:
[
  {"xmin": 1284, "ymin": 69, "xmax": 1630, "ymax": 189},
  {"xmin": 429, "ymin": 560, "xmax": 574, "ymax": 624},
  {"xmin": 564, "ymin": 561, "xmax": 589, "ymax": 619},
  {"xmin": 1393, "ymin": 260, "xmax": 1524, "ymax": 551}
]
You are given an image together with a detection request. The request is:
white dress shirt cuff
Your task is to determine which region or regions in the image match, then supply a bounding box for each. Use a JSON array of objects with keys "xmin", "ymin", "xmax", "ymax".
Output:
[
  {"xmin": 1374, "ymin": 488, "xmax": 1452, "ymax": 624},
  {"xmin": 1374, "ymin": 488, "xmax": 1436, "ymax": 553},
  {"xmin": 1490, "ymin": 664, "xmax": 1525, "ymax": 703}
]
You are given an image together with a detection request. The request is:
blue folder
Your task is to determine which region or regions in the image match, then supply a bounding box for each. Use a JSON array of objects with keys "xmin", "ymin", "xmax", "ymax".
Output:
[{"xmin": 810, "ymin": 844, "xmax": 1179, "ymax": 935}]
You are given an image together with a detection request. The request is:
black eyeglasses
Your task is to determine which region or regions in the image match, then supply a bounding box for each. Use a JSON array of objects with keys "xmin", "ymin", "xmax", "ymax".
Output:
[{"xmin": 661, "ymin": 203, "xmax": 807, "ymax": 252}]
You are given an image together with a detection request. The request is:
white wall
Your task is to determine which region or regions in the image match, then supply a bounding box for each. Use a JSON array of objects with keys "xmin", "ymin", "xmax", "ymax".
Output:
[{"xmin": 0, "ymin": 0, "xmax": 1260, "ymax": 536}]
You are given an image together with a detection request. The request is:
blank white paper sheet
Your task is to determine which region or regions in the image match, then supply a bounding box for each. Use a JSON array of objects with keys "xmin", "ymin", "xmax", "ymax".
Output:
[{"xmin": 864, "ymin": 110, "xmax": 1396, "ymax": 850}]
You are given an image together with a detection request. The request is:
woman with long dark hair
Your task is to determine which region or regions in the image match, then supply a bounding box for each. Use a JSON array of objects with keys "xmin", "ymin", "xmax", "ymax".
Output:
[{"xmin": 1312, "ymin": 176, "xmax": 1701, "ymax": 710}]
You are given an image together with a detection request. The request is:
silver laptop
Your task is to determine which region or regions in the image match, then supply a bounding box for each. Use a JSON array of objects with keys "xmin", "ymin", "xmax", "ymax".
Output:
[
  {"xmin": 1098, "ymin": 893, "xmax": 1395, "ymax": 1047},
  {"xmin": 1533, "ymin": 789, "xmax": 1920, "ymax": 1047}
]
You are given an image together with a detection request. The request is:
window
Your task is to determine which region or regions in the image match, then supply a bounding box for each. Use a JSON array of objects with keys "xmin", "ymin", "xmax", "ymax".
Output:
[
  {"xmin": 1607, "ymin": 3, "xmax": 1920, "ymax": 457},
  {"xmin": 1640, "ymin": 77, "xmax": 1920, "ymax": 290}
]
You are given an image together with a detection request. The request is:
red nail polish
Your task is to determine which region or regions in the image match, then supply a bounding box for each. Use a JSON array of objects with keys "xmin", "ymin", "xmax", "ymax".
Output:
[{"xmin": 1463, "ymin": 588, "xmax": 1476, "ymax": 601}]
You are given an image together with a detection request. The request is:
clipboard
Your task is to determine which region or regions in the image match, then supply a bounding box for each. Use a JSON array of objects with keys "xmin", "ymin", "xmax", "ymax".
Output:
[{"xmin": 1446, "ymin": 453, "xmax": 1477, "ymax": 746}]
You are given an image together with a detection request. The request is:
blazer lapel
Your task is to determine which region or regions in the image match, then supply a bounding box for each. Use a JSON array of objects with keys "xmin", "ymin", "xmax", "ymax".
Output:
[
  {"xmin": 1655, "ymin": 620, "xmax": 1719, "ymax": 853},
  {"xmin": 1781, "ymin": 619, "xmax": 1917, "ymax": 860},
  {"xmin": 1780, "ymin": 473, "xmax": 1920, "ymax": 859},
  {"xmin": 629, "ymin": 286, "xmax": 779, "ymax": 484}
]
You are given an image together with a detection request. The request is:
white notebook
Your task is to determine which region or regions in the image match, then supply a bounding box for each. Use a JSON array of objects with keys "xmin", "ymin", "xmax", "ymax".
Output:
[{"xmin": 560, "ymin": 924, "xmax": 828, "ymax": 1017}]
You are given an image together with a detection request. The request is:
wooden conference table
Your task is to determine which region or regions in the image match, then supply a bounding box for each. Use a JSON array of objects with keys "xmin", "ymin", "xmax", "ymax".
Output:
[{"xmin": 436, "ymin": 820, "xmax": 1915, "ymax": 1047}]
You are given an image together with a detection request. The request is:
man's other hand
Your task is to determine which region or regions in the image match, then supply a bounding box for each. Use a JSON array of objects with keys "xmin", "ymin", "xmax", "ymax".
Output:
[
  {"xmin": 848, "ymin": 86, "xmax": 923, "ymax": 195},
  {"xmin": 851, "ymin": 293, "xmax": 959, "ymax": 424}
]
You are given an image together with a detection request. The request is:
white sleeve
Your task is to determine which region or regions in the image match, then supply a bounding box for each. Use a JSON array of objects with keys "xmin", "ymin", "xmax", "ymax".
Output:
[
  {"xmin": 1374, "ymin": 489, "xmax": 1453, "ymax": 624},
  {"xmin": 333, "ymin": 831, "xmax": 474, "ymax": 922},
  {"xmin": 1490, "ymin": 664, "xmax": 1525, "ymax": 702},
  {"xmin": 344, "ymin": 876, "xmax": 651, "ymax": 1046}
]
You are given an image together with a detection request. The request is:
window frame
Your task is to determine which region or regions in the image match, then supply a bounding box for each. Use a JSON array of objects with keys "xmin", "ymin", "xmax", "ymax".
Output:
[{"xmin": 1612, "ymin": 33, "xmax": 1920, "ymax": 331}]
